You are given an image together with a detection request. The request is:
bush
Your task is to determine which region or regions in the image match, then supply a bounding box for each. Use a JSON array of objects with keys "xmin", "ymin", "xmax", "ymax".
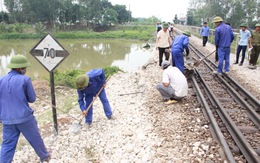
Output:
[
  {"xmin": 35, "ymin": 22, "xmax": 45, "ymax": 34},
  {"xmin": 14, "ymin": 23, "xmax": 24, "ymax": 33},
  {"xmin": 0, "ymin": 23, "xmax": 8, "ymax": 33},
  {"xmin": 54, "ymin": 66, "xmax": 123, "ymax": 88},
  {"xmin": 103, "ymin": 66, "xmax": 123, "ymax": 78},
  {"xmin": 54, "ymin": 69, "xmax": 85, "ymax": 88}
]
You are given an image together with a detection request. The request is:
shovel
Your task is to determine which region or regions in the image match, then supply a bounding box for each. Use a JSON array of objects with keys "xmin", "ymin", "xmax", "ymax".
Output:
[
  {"xmin": 193, "ymin": 50, "xmax": 216, "ymax": 67},
  {"xmin": 70, "ymin": 76, "xmax": 111, "ymax": 133}
]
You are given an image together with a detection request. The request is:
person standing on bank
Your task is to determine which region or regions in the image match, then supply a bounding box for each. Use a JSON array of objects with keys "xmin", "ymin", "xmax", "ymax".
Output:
[
  {"xmin": 156, "ymin": 23, "xmax": 172, "ymax": 66},
  {"xmin": 156, "ymin": 22, "xmax": 162, "ymax": 33},
  {"xmin": 234, "ymin": 23, "xmax": 251, "ymax": 66},
  {"xmin": 0, "ymin": 55, "xmax": 51, "ymax": 163},
  {"xmin": 75, "ymin": 69, "xmax": 114, "ymax": 128},
  {"xmin": 248, "ymin": 23, "xmax": 260, "ymax": 69},
  {"xmin": 200, "ymin": 22, "xmax": 211, "ymax": 47},
  {"xmin": 213, "ymin": 16, "xmax": 234, "ymax": 74},
  {"xmin": 171, "ymin": 30, "xmax": 191, "ymax": 73},
  {"xmin": 156, "ymin": 60, "xmax": 188, "ymax": 105}
]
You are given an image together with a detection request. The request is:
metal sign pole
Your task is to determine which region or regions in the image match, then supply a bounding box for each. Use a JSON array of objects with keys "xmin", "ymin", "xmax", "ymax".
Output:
[
  {"xmin": 50, "ymin": 70, "xmax": 58, "ymax": 134},
  {"xmin": 30, "ymin": 34, "xmax": 69, "ymax": 134}
]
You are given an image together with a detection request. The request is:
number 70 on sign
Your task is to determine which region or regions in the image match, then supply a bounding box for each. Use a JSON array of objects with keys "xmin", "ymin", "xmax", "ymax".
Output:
[{"xmin": 43, "ymin": 48, "xmax": 56, "ymax": 58}]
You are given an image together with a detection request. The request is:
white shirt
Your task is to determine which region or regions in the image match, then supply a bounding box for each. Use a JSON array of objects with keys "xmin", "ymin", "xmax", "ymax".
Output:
[
  {"xmin": 157, "ymin": 29, "xmax": 171, "ymax": 48},
  {"xmin": 239, "ymin": 29, "xmax": 251, "ymax": 46},
  {"xmin": 162, "ymin": 66, "xmax": 188, "ymax": 97}
]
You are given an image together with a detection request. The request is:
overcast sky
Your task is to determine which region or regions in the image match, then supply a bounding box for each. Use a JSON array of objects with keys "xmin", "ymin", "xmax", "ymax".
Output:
[{"xmin": 110, "ymin": 0, "xmax": 190, "ymax": 22}]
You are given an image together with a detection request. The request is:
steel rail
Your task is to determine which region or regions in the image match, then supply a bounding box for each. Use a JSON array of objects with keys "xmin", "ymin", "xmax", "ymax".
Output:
[
  {"xmin": 191, "ymin": 75, "xmax": 236, "ymax": 163},
  {"xmin": 175, "ymin": 29, "xmax": 260, "ymax": 162},
  {"xmin": 197, "ymin": 57, "xmax": 260, "ymax": 128},
  {"xmin": 195, "ymin": 69, "xmax": 260, "ymax": 163},
  {"xmin": 189, "ymin": 43, "xmax": 260, "ymax": 110}
]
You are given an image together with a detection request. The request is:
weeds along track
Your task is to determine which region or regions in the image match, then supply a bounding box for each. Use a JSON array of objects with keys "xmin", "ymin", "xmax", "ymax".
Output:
[{"xmin": 186, "ymin": 41, "xmax": 260, "ymax": 162}]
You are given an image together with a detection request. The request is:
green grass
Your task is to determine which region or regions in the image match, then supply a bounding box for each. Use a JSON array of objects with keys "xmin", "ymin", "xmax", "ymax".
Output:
[
  {"xmin": 0, "ymin": 25, "xmax": 156, "ymax": 41},
  {"xmin": 54, "ymin": 66, "xmax": 123, "ymax": 88},
  {"xmin": 54, "ymin": 69, "xmax": 85, "ymax": 88}
]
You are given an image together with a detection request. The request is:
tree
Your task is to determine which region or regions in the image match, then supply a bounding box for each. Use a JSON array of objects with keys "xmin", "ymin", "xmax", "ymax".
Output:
[
  {"xmin": 186, "ymin": 9, "xmax": 196, "ymax": 25},
  {"xmin": 187, "ymin": 0, "xmax": 259, "ymax": 28},
  {"xmin": 3, "ymin": 0, "xmax": 133, "ymax": 30},
  {"xmin": 103, "ymin": 8, "xmax": 118, "ymax": 25},
  {"xmin": 0, "ymin": 12, "xmax": 10, "ymax": 23},
  {"xmin": 113, "ymin": 4, "xmax": 131, "ymax": 23},
  {"xmin": 174, "ymin": 14, "xmax": 178, "ymax": 24}
]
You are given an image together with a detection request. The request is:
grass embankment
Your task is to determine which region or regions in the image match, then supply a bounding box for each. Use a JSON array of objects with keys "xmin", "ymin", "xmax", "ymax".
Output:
[{"xmin": 0, "ymin": 25, "xmax": 156, "ymax": 41}]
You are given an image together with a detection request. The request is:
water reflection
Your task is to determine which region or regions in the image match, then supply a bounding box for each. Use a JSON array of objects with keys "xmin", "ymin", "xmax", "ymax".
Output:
[{"xmin": 0, "ymin": 39, "xmax": 152, "ymax": 79}]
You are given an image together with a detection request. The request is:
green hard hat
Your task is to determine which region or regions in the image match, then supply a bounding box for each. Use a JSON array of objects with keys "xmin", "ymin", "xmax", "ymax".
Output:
[
  {"xmin": 162, "ymin": 23, "xmax": 168, "ymax": 28},
  {"xmin": 255, "ymin": 23, "xmax": 260, "ymax": 27},
  {"xmin": 75, "ymin": 75, "xmax": 89, "ymax": 90},
  {"xmin": 240, "ymin": 23, "xmax": 247, "ymax": 27},
  {"xmin": 183, "ymin": 30, "xmax": 191, "ymax": 37},
  {"xmin": 213, "ymin": 16, "xmax": 223, "ymax": 23},
  {"xmin": 7, "ymin": 54, "xmax": 30, "ymax": 69}
]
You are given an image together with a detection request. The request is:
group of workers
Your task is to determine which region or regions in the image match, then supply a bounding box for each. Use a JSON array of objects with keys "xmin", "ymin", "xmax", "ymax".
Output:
[
  {"xmin": 0, "ymin": 55, "xmax": 114, "ymax": 162},
  {"xmin": 200, "ymin": 18, "xmax": 260, "ymax": 71},
  {"xmin": 155, "ymin": 16, "xmax": 260, "ymax": 104},
  {"xmin": 0, "ymin": 16, "xmax": 259, "ymax": 162},
  {"xmin": 155, "ymin": 22, "xmax": 190, "ymax": 104}
]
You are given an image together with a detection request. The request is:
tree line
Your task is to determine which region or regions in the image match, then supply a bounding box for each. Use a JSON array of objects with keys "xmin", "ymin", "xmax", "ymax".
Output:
[
  {"xmin": 0, "ymin": 0, "xmax": 131, "ymax": 27},
  {"xmin": 186, "ymin": 0, "xmax": 260, "ymax": 29}
]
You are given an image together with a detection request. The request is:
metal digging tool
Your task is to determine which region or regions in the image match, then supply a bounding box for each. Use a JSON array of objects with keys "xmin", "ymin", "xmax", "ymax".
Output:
[
  {"xmin": 70, "ymin": 76, "xmax": 111, "ymax": 133},
  {"xmin": 193, "ymin": 50, "xmax": 216, "ymax": 67}
]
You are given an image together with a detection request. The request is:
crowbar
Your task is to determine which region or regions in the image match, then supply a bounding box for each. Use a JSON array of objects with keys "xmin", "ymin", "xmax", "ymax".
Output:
[{"xmin": 193, "ymin": 50, "xmax": 216, "ymax": 67}]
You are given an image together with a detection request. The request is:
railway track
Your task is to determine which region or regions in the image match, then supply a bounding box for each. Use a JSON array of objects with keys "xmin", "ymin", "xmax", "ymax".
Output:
[{"xmin": 187, "ymin": 42, "xmax": 260, "ymax": 162}]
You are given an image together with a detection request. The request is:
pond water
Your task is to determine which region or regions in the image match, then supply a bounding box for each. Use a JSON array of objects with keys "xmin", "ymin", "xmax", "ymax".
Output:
[{"xmin": 0, "ymin": 39, "xmax": 152, "ymax": 79}]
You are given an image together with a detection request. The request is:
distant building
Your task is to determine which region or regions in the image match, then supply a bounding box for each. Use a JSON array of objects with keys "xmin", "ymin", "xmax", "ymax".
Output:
[{"xmin": 179, "ymin": 17, "xmax": 186, "ymax": 25}]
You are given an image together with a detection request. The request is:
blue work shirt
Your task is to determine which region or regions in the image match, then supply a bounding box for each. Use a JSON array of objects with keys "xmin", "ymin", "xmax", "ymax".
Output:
[
  {"xmin": 0, "ymin": 70, "xmax": 36, "ymax": 124},
  {"xmin": 77, "ymin": 69, "xmax": 106, "ymax": 111},
  {"xmin": 200, "ymin": 26, "xmax": 211, "ymax": 36},
  {"xmin": 215, "ymin": 22, "xmax": 234, "ymax": 48},
  {"xmin": 238, "ymin": 29, "xmax": 251, "ymax": 46},
  {"xmin": 171, "ymin": 34, "xmax": 189, "ymax": 53}
]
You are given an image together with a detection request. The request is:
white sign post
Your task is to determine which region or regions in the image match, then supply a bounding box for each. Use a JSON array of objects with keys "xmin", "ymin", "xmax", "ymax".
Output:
[{"xmin": 30, "ymin": 34, "xmax": 69, "ymax": 133}]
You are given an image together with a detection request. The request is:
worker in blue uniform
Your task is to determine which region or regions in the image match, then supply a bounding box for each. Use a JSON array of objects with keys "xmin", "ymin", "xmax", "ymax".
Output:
[
  {"xmin": 171, "ymin": 30, "xmax": 191, "ymax": 73},
  {"xmin": 75, "ymin": 69, "xmax": 114, "ymax": 128},
  {"xmin": 213, "ymin": 16, "xmax": 234, "ymax": 74},
  {"xmin": 0, "ymin": 55, "xmax": 50, "ymax": 163},
  {"xmin": 200, "ymin": 22, "xmax": 211, "ymax": 47}
]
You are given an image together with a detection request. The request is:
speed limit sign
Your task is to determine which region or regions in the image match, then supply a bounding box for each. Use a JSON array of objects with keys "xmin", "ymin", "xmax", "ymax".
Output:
[{"xmin": 30, "ymin": 34, "xmax": 69, "ymax": 72}]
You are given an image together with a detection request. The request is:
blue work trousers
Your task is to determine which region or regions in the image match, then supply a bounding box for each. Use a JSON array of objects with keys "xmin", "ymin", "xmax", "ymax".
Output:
[
  {"xmin": 218, "ymin": 47, "xmax": 230, "ymax": 73},
  {"xmin": 85, "ymin": 89, "xmax": 112, "ymax": 124},
  {"xmin": 235, "ymin": 45, "xmax": 247, "ymax": 64},
  {"xmin": 1, "ymin": 118, "xmax": 49, "ymax": 163},
  {"xmin": 171, "ymin": 49, "xmax": 184, "ymax": 73}
]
